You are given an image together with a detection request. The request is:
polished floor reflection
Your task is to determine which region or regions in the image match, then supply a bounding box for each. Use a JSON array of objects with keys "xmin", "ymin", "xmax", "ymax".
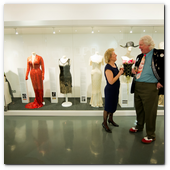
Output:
[{"xmin": 4, "ymin": 116, "xmax": 164, "ymax": 164}]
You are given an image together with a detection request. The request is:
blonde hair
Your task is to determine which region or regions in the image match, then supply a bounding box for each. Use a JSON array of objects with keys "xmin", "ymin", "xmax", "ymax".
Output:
[
  {"xmin": 139, "ymin": 35, "xmax": 155, "ymax": 50},
  {"xmin": 104, "ymin": 48, "xmax": 115, "ymax": 64}
]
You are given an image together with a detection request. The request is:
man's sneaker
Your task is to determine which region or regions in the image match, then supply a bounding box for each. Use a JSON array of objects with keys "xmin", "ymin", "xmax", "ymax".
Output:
[
  {"xmin": 141, "ymin": 136, "xmax": 156, "ymax": 144},
  {"xmin": 129, "ymin": 127, "xmax": 143, "ymax": 133}
]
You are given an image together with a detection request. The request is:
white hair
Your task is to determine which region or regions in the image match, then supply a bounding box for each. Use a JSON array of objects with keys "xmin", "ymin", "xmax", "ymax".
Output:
[{"xmin": 139, "ymin": 35, "xmax": 155, "ymax": 50}]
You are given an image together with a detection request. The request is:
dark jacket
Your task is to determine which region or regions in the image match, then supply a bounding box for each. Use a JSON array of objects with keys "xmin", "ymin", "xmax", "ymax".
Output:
[{"xmin": 131, "ymin": 48, "xmax": 164, "ymax": 95}]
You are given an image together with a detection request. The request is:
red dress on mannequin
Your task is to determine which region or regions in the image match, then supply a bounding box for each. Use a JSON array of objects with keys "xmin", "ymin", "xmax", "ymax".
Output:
[{"xmin": 25, "ymin": 54, "xmax": 45, "ymax": 109}]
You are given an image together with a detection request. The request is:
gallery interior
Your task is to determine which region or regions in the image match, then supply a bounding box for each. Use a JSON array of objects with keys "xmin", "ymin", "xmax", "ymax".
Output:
[{"xmin": 4, "ymin": 4, "xmax": 165, "ymax": 165}]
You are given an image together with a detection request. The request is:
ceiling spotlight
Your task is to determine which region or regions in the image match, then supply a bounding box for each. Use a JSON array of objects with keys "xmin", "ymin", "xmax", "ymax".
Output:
[
  {"xmin": 119, "ymin": 30, "xmax": 121, "ymax": 33},
  {"xmin": 143, "ymin": 30, "xmax": 146, "ymax": 32},
  {"xmin": 15, "ymin": 28, "xmax": 18, "ymax": 35},
  {"xmin": 153, "ymin": 27, "xmax": 157, "ymax": 33},
  {"xmin": 53, "ymin": 28, "xmax": 55, "ymax": 34},
  {"xmin": 91, "ymin": 27, "xmax": 94, "ymax": 34},
  {"xmin": 59, "ymin": 30, "xmax": 61, "ymax": 33},
  {"xmin": 98, "ymin": 30, "xmax": 100, "ymax": 33},
  {"xmin": 130, "ymin": 27, "xmax": 133, "ymax": 33}
]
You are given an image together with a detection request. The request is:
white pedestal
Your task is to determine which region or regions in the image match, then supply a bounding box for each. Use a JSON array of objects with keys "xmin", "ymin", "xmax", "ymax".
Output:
[
  {"xmin": 62, "ymin": 102, "xmax": 72, "ymax": 107},
  {"xmin": 62, "ymin": 94, "xmax": 72, "ymax": 107},
  {"xmin": 119, "ymin": 82, "xmax": 134, "ymax": 107}
]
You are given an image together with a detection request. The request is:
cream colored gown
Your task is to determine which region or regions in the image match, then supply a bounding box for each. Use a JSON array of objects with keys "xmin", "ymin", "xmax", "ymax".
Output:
[{"xmin": 89, "ymin": 53, "xmax": 104, "ymax": 107}]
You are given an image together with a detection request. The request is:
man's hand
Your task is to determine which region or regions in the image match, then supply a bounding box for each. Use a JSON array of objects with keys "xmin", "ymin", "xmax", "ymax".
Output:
[
  {"xmin": 157, "ymin": 82, "xmax": 163, "ymax": 90},
  {"xmin": 131, "ymin": 68, "xmax": 137, "ymax": 74}
]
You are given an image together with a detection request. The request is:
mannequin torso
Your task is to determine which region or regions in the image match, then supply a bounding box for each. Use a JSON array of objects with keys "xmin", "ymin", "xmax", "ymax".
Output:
[
  {"xmin": 122, "ymin": 47, "xmax": 134, "ymax": 59},
  {"xmin": 90, "ymin": 52, "xmax": 104, "ymax": 72},
  {"xmin": 59, "ymin": 56, "xmax": 69, "ymax": 66},
  {"xmin": 90, "ymin": 52, "xmax": 103, "ymax": 63},
  {"xmin": 32, "ymin": 52, "xmax": 36, "ymax": 67},
  {"xmin": 158, "ymin": 42, "xmax": 164, "ymax": 49}
]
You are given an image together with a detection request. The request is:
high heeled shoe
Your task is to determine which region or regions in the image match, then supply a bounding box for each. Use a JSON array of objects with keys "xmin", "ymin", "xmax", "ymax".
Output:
[
  {"xmin": 102, "ymin": 122, "xmax": 112, "ymax": 133},
  {"xmin": 108, "ymin": 120, "xmax": 119, "ymax": 127}
]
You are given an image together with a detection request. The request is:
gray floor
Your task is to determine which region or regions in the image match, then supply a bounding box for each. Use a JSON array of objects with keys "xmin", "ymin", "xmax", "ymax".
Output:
[{"xmin": 4, "ymin": 115, "xmax": 164, "ymax": 165}]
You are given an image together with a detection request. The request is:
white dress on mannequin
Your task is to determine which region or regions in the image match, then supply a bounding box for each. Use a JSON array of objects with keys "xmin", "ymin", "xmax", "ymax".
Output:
[{"xmin": 89, "ymin": 52, "xmax": 104, "ymax": 107}]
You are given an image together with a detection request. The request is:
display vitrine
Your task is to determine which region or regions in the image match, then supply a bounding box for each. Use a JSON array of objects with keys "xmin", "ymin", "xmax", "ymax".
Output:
[{"xmin": 4, "ymin": 26, "xmax": 164, "ymax": 112}]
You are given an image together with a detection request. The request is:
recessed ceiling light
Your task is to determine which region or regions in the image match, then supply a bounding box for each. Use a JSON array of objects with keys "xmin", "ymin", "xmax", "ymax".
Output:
[
  {"xmin": 130, "ymin": 27, "xmax": 133, "ymax": 33},
  {"xmin": 91, "ymin": 27, "xmax": 94, "ymax": 34},
  {"xmin": 143, "ymin": 30, "xmax": 145, "ymax": 32},
  {"xmin": 15, "ymin": 28, "xmax": 18, "ymax": 35},
  {"xmin": 53, "ymin": 28, "xmax": 55, "ymax": 34}
]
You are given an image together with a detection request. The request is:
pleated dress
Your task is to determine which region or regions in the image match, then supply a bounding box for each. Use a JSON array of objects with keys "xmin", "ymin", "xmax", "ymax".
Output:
[{"xmin": 104, "ymin": 64, "xmax": 120, "ymax": 113}]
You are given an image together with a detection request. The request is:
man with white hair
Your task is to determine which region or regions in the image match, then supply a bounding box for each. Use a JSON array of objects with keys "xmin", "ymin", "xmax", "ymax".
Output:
[{"xmin": 129, "ymin": 35, "xmax": 164, "ymax": 144}]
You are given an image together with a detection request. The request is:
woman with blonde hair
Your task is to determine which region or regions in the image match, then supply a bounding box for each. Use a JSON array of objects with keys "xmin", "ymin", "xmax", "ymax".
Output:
[{"xmin": 102, "ymin": 48, "xmax": 124, "ymax": 133}]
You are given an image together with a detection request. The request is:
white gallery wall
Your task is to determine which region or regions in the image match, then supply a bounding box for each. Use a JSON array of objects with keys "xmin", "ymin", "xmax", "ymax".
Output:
[
  {"xmin": 4, "ymin": 31, "xmax": 164, "ymax": 98},
  {"xmin": 4, "ymin": 4, "xmax": 164, "ymax": 23},
  {"xmin": 4, "ymin": 4, "xmax": 164, "ymax": 99}
]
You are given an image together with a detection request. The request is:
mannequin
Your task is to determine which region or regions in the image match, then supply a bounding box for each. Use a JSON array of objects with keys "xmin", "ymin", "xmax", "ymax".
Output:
[
  {"xmin": 89, "ymin": 52, "xmax": 104, "ymax": 107},
  {"xmin": 123, "ymin": 46, "xmax": 134, "ymax": 58},
  {"xmin": 120, "ymin": 41, "xmax": 138, "ymax": 59},
  {"xmin": 32, "ymin": 52, "xmax": 36, "ymax": 66},
  {"xmin": 158, "ymin": 42, "xmax": 164, "ymax": 107},
  {"xmin": 121, "ymin": 48, "xmax": 134, "ymax": 83},
  {"xmin": 32, "ymin": 52, "xmax": 45, "ymax": 105},
  {"xmin": 158, "ymin": 41, "xmax": 164, "ymax": 50},
  {"xmin": 59, "ymin": 55, "xmax": 69, "ymax": 66},
  {"xmin": 25, "ymin": 52, "xmax": 45, "ymax": 109},
  {"xmin": 121, "ymin": 46, "xmax": 134, "ymax": 67},
  {"xmin": 59, "ymin": 56, "xmax": 72, "ymax": 107},
  {"xmin": 120, "ymin": 41, "xmax": 138, "ymax": 82}
]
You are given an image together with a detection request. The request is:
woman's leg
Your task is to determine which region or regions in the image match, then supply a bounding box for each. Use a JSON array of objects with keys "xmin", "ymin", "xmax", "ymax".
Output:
[
  {"xmin": 102, "ymin": 110, "xmax": 111, "ymax": 130},
  {"xmin": 108, "ymin": 112, "xmax": 119, "ymax": 127}
]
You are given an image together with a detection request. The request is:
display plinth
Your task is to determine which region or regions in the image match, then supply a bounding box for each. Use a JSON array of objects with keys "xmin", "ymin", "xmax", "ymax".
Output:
[
  {"xmin": 17, "ymin": 68, "xmax": 29, "ymax": 103},
  {"xmin": 62, "ymin": 94, "xmax": 72, "ymax": 107},
  {"xmin": 119, "ymin": 82, "xmax": 134, "ymax": 107},
  {"xmin": 62, "ymin": 102, "xmax": 72, "ymax": 107}
]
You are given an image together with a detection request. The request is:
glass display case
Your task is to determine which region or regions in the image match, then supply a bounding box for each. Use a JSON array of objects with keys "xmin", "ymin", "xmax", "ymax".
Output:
[{"xmin": 4, "ymin": 26, "xmax": 164, "ymax": 113}]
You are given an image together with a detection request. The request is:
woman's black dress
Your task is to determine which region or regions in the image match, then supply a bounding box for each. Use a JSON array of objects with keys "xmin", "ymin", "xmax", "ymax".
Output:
[
  {"xmin": 59, "ymin": 59, "xmax": 72, "ymax": 94},
  {"xmin": 104, "ymin": 64, "xmax": 120, "ymax": 113}
]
